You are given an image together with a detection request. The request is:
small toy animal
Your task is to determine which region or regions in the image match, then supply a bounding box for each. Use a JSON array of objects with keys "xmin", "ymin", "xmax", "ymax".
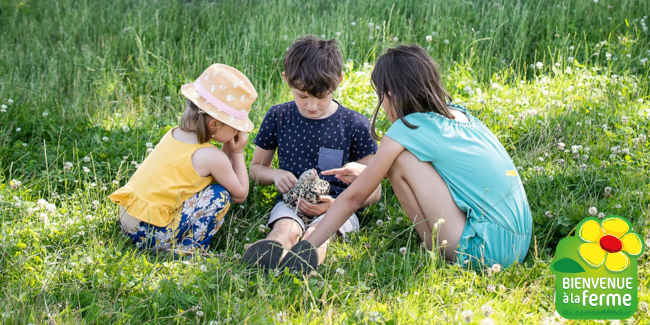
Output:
[{"xmin": 282, "ymin": 169, "xmax": 330, "ymax": 222}]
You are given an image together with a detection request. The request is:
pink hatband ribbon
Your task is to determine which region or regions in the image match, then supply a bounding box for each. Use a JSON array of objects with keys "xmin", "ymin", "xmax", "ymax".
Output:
[{"xmin": 193, "ymin": 80, "xmax": 248, "ymax": 120}]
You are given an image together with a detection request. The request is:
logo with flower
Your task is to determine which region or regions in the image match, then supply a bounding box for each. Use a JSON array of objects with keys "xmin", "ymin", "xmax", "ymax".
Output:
[{"xmin": 551, "ymin": 215, "xmax": 644, "ymax": 319}]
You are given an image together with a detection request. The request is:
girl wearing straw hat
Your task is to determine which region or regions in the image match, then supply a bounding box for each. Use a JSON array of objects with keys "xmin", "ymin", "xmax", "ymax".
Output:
[{"xmin": 109, "ymin": 64, "xmax": 257, "ymax": 254}]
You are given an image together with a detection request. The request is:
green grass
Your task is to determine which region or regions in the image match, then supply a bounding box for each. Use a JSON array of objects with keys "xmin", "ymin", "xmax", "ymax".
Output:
[{"xmin": 1, "ymin": 0, "xmax": 650, "ymax": 323}]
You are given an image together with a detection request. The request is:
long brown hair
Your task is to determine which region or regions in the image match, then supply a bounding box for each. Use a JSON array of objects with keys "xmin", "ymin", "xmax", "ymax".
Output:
[
  {"xmin": 370, "ymin": 45, "xmax": 453, "ymax": 140},
  {"xmin": 178, "ymin": 100, "xmax": 222, "ymax": 144}
]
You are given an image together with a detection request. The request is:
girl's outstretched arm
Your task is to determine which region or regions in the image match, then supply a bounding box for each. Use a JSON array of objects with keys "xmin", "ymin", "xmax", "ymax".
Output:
[{"xmin": 304, "ymin": 137, "xmax": 405, "ymax": 247}]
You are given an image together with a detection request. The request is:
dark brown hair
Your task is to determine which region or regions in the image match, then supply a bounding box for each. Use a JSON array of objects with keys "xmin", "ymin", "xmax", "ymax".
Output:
[
  {"xmin": 370, "ymin": 45, "xmax": 453, "ymax": 140},
  {"xmin": 283, "ymin": 35, "xmax": 343, "ymax": 98},
  {"xmin": 178, "ymin": 100, "xmax": 222, "ymax": 144}
]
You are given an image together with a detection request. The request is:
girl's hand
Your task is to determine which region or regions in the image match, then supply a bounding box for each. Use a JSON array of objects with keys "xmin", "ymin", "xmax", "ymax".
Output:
[
  {"xmin": 298, "ymin": 195, "xmax": 334, "ymax": 217},
  {"xmin": 229, "ymin": 131, "xmax": 249, "ymax": 153},
  {"xmin": 274, "ymin": 171, "xmax": 297, "ymax": 193},
  {"xmin": 321, "ymin": 162, "xmax": 367, "ymax": 184}
]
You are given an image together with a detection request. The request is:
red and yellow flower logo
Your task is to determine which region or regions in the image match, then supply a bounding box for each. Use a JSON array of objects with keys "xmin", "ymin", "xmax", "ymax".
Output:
[{"xmin": 578, "ymin": 217, "xmax": 643, "ymax": 272}]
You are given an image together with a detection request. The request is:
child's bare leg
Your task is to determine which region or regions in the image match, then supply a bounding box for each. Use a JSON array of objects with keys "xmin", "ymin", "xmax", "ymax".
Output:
[
  {"xmin": 266, "ymin": 218, "xmax": 303, "ymax": 251},
  {"xmin": 387, "ymin": 150, "xmax": 467, "ymax": 262},
  {"xmin": 303, "ymin": 226, "xmax": 330, "ymax": 265}
]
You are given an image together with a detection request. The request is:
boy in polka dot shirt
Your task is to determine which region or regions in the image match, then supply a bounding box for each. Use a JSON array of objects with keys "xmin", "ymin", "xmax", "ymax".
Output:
[{"xmin": 243, "ymin": 36, "xmax": 381, "ymax": 271}]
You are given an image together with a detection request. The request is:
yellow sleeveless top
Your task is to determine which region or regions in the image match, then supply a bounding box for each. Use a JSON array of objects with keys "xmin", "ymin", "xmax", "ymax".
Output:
[{"xmin": 109, "ymin": 128, "xmax": 215, "ymax": 227}]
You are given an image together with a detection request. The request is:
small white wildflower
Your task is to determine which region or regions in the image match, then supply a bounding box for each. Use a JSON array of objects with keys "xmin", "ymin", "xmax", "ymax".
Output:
[
  {"xmin": 604, "ymin": 187, "xmax": 612, "ymax": 194},
  {"xmin": 461, "ymin": 310, "xmax": 474, "ymax": 323},
  {"xmin": 351, "ymin": 22, "xmax": 356, "ymax": 26},
  {"xmin": 441, "ymin": 239, "xmax": 448, "ymax": 245},
  {"xmin": 622, "ymin": 116, "xmax": 629, "ymax": 124},
  {"xmin": 42, "ymin": 112, "xmax": 48, "ymax": 117},
  {"xmin": 82, "ymin": 166, "xmax": 91, "ymax": 173},
  {"xmin": 7, "ymin": 99, "xmax": 13, "ymax": 105},
  {"xmin": 16, "ymin": 127, "xmax": 21, "ymax": 132},
  {"xmin": 122, "ymin": 126, "xmax": 130, "ymax": 133},
  {"xmin": 486, "ymin": 284, "xmax": 496, "ymax": 293},
  {"xmin": 482, "ymin": 318, "xmax": 495, "ymax": 325},
  {"xmin": 335, "ymin": 31, "xmax": 341, "ymax": 37},
  {"xmin": 368, "ymin": 311, "xmax": 380, "ymax": 322},
  {"xmin": 481, "ymin": 303, "xmax": 494, "ymax": 316},
  {"xmin": 393, "ymin": 37, "xmax": 399, "ymax": 42},
  {"xmin": 196, "ymin": 310, "xmax": 204, "ymax": 317},
  {"xmin": 83, "ymin": 156, "xmax": 91, "ymax": 163},
  {"xmin": 545, "ymin": 211, "xmax": 553, "ymax": 218},
  {"xmin": 615, "ymin": 204, "xmax": 621, "ymax": 209},
  {"xmin": 368, "ymin": 22, "xmax": 374, "ymax": 28},
  {"xmin": 147, "ymin": 148, "xmax": 154, "ymax": 154},
  {"xmin": 491, "ymin": 263, "xmax": 502, "ymax": 273},
  {"xmin": 131, "ymin": 160, "xmax": 137, "ymax": 165},
  {"xmin": 536, "ymin": 62, "xmax": 543, "ymax": 69},
  {"xmin": 375, "ymin": 219, "xmax": 384, "ymax": 227},
  {"xmin": 589, "ymin": 206, "xmax": 598, "ymax": 216},
  {"xmin": 598, "ymin": 212, "xmax": 606, "ymax": 219},
  {"xmin": 443, "ymin": 39, "xmax": 449, "ymax": 44},
  {"xmin": 336, "ymin": 268, "xmax": 345, "ymax": 275},
  {"xmin": 425, "ymin": 35, "xmax": 432, "ymax": 42},
  {"xmin": 399, "ymin": 247, "xmax": 407, "ymax": 254},
  {"xmin": 557, "ymin": 142, "xmax": 565, "ymax": 150},
  {"xmin": 233, "ymin": 253, "xmax": 241, "ymax": 260}
]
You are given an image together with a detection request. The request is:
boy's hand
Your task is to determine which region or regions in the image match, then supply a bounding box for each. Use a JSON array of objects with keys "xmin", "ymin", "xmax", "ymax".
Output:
[
  {"xmin": 274, "ymin": 171, "xmax": 297, "ymax": 193},
  {"xmin": 298, "ymin": 195, "xmax": 334, "ymax": 217},
  {"xmin": 229, "ymin": 131, "xmax": 249, "ymax": 153},
  {"xmin": 321, "ymin": 162, "xmax": 367, "ymax": 184}
]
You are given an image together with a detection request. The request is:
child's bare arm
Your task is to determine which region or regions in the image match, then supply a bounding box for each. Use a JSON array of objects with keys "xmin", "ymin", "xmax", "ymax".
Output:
[
  {"xmin": 209, "ymin": 131, "xmax": 249, "ymax": 203},
  {"xmin": 321, "ymin": 154, "xmax": 382, "ymax": 207},
  {"xmin": 249, "ymin": 146, "xmax": 297, "ymax": 193}
]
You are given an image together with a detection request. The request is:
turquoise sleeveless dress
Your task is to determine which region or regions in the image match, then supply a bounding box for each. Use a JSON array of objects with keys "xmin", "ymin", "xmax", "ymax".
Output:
[{"xmin": 385, "ymin": 103, "xmax": 532, "ymax": 268}]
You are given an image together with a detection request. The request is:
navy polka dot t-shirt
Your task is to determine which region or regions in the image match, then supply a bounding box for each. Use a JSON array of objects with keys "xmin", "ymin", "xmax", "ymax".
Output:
[{"xmin": 254, "ymin": 100, "xmax": 379, "ymax": 199}]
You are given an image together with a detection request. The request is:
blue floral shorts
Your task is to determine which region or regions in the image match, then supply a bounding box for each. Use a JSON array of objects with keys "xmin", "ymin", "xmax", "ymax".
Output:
[{"xmin": 125, "ymin": 184, "xmax": 230, "ymax": 253}]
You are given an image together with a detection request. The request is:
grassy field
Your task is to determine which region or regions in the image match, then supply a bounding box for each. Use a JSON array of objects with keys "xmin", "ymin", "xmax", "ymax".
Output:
[{"xmin": 1, "ymin": 0, "xmax": 650, "ymax": 323}]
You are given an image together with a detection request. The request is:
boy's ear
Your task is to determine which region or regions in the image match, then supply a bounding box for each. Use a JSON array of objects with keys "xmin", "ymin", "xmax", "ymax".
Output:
[
  {"xmin": 282, "ymin": 71, "xmax": 288, "ymax": 84},
  {"xmin": 338, "ymin": 73, "xmax": 344, "ymax": 86}
]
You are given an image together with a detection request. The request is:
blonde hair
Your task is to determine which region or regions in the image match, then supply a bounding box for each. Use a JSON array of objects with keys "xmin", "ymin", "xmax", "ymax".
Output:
[{"xmin": 178, "ymin": 100, "xmax": 222, "ymax": 144}]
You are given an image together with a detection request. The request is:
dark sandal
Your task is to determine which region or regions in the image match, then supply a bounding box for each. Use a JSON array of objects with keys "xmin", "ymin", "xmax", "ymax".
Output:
[
  {"xmin": 242, "ymin": 240, "xmax": 285, "ymax": 272},
  {"xmin": 278, "ymin": 240, "xmax": 318, "ymax": 274}
]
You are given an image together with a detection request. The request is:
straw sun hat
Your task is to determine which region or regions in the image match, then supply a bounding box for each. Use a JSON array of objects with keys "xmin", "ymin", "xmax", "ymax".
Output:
[{"xmin": 181, "ymin": 64, "xmax": 258, "ymax": 132}]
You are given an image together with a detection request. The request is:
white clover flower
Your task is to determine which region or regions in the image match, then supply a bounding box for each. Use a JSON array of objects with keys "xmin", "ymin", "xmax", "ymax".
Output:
[
  {"xmin": 42, "ymin": 112, "xmax": 48, "ymax": 117},
  {"xmin": 461, "ymin": 310, "xmax": 474, "ymax": 323},
  {"xmin": 588, "ymin": 206, "xmax": 598, "ymax": 216},
  {"xmin": 145, "ymin": 142, "xmax": 153, "ymax": 148},
  {"xmin": 233, "ymin": 253, "xmax": 241, "ymax": 260},
  {"xmin": 131, "ymin": 161, "xmax": 137, "ymax": 165},
  {"xmin": 491, "ymin": 263, "xmax": 502, "ymax": 273},
  {"xmin": 481, "ymin": 303, "xmax": 494, "ymax": 316},
  {"xmin": 545, "ymin": 211, "xmax": 553, "ymax": 218},
  {"xmin": 102, "ymin": 136, "xmax": 109, "ymax": 142},
  {"xmin": 122, "ymin": 126, "xmax": 130, "ymax": 133},
  {"xmin": 1, "ymin": 104, "xmax": 6, "ymax": 109},
  {"xmin": 621, "ymin": 116, "xmax": 629, "ymax": 123},
  {"xmin": 368, "ymin": 22, "xmax": 374, "ymax": 28},
  {"xmin": 16, "ymin": 127, "xmax": 21, "ymax": 132},
  {"xmin": 165, "ymin": 96, "xmax": 171, "ymax": 102},
  {"xmin": 90, "ymin": 182, "xmax": 96, "ymax": 187},
  {"xmin": 335, "ymin": 31, "xmax": 341, "ymax": 37},
  {"xmin": 598, "ymin": 212, "xmax": 606, "ymax": 219},
  {"xmin": 482, "ymin": 318, "xmax": 495, "ymax": 325},
  {"xmin": 486, "ymin": 284, "xmax": 496, "ymax": 293},
  {"xmin": 604, "ymin": 187, "xmax": 612, "ymax": 194},
  {"xmin": 368, "ymin": 36, "xmax": 374, "ymax": 40},
  {"xmin": 368, "ymin": 311, "xmax": 380, "ymax": 322},
  {"xmin": 393, "ymin": 37, "xmax": 399, "ymax": 42},
  {"xmin": 557, "ymin": 142, "xmax": 565, "ymax": 150},
  {"xmin": 425, "ymin": 35, "xmax": 432, "ymax": 42},
  {"xmin": 615, "ymin": 204, "xmax": 621, "ymax": 209},
  {"xmin": 375, "ymin": 219, "xmax": 384, "ymax": 227},
  {"xmin": 535, "ymin": 62, "xmax": 543, "ymax": 69},
  {"xmin": 351, "ymin": 22, "xmax": 356, "ymax": 26},
  {"xmin": 606, "ymin": 52, "xmax": 612, "ymax": 60},
  {"xmin": 83, "ymin": 156, "xmax": 91, "ymax": 163},
  {"xmin": 82, "ymin": 166, "xmax": 91, "ymax": 173},
  {"xmin": 493, "ymin": 109, "xmax": 502, "ymax": 115},
  {"xmin": 443, "ymin": 39, "xmax": 449, "ymax": 44},
  {"xmin": 45, "ymin": 203, "xmax": 56, "ymax": 212},
  {"xmin": 147, "ymin": 148, "xmax": 154, "ymax": 154},
  {"xmin": 7, "ymin": 99, "xmax": 13, "ymax": 105},
  {"xmin": 196, "ymin": 310, "xmax": 204, "ymax": 317},
  {"xmin": 399, "ymin": 247, "xmax": 407, "ymax": 254},
  {"xmin": 498, "ymin": 284, "xmax": 506, "ymax": 291},
  {"xmin": 335, "ymin": 268, "xmax": 345, "ymax": 275},
  {"xmin": 85, "ymin": 215, "xmax": 94, "ymax": 221},
  {"xmin": 320, "ymin": 34, "xmax": 326, "ymax": 39}
]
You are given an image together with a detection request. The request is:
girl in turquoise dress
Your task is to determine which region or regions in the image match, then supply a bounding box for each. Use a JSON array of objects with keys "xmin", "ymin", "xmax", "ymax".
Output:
[{"xmin": 278, "ymin": 45, "xmax": 533, "ymax": 272}]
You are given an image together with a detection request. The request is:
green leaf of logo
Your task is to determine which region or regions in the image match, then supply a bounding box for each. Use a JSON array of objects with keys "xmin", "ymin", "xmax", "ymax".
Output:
[{"xmin": 552, "ymin": 257, "xmax": 586, "ymax": 273}]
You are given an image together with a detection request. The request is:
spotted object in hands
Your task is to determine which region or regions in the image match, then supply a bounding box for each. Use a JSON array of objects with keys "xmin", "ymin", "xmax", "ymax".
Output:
[{"xmin": 282, "ymin": 169, "xmax": 329, "ymax": 222}]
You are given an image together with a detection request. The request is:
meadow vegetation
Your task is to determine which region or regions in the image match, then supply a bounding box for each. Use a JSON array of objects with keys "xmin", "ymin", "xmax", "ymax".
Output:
[{"xmin": 1, "ymin": 0, "xmax": 649, "ymax": 323}]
